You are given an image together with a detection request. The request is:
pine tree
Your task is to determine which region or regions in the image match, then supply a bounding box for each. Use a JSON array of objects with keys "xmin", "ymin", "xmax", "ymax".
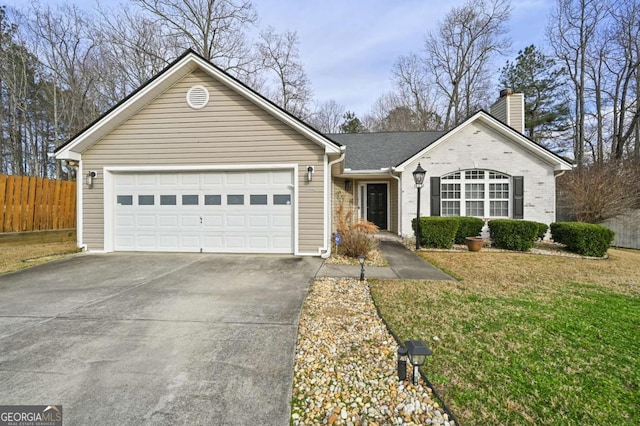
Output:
[{"xmin": 499, "ymin": 45, "xmax": 570, "ymax": 145}]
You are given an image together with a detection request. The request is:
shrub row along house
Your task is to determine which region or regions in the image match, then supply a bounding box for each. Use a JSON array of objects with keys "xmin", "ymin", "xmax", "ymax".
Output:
[{"xmin": 54, "ymin": 50, "xmax": 573, "ymax": 256}]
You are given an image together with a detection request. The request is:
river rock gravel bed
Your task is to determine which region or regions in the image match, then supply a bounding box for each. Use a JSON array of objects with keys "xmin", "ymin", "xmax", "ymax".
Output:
[{"xmin": 291, "ymin": 277, "xmax": 455, "ymax": 426}]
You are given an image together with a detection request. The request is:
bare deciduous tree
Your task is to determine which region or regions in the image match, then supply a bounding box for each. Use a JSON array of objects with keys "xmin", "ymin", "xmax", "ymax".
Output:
[
  {"xmin": 94, "ymin": 4, "xmax": 181, "ymax": 106},
  {"xmin": 257, "ymin": 27, "xmax": 313, "ymax": 118},
  {"xmin": 133, "ymin": 0, "xmax": 258, "ymax": 76},
  {"xmin": 28, "ymin": 1, "xmax": 101, "ymax": 135},
  {"xmin": 548, "ymin": 0, "xmax": 608, "ymax": 166},
  {"xmin": 425, "ymin": 0, "xmax": 512, "ymax": 129},
  {"xmin": 309, "ymin": 100, "xmax": 346, "ymax": 133}
]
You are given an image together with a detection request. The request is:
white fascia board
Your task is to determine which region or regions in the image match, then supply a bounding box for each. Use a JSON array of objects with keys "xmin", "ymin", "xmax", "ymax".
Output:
[{"xmin": 55, "ymin": 150, "xmax": 81, "ymax": 161}]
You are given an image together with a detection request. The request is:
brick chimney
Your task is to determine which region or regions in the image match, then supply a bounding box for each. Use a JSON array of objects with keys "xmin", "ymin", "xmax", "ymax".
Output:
[{"xmin": 489, "ymin": 88, "xmax": 525, "ymax": 134}]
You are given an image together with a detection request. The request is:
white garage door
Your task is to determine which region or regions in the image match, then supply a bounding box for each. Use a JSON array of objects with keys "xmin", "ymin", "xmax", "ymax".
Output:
[{"xmin": 113, "ymin": 170, "xmax": 293, "ymax": 253}]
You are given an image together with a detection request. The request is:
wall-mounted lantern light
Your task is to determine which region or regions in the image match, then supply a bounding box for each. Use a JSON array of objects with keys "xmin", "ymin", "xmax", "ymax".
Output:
[
  {"xmin": 306, "ymin": 166, "xmax": 314, "ymax": 182},
  {"xmin": 358, "ymin": 255, "xmax": 366, "ymax": 281},
  {"xmin": 405, "ymin": 339, "xmax": 432, "ymax": 385},
  {"xmin": 87, "ymin": 171, "xmax": 97, "ymax": 188}
]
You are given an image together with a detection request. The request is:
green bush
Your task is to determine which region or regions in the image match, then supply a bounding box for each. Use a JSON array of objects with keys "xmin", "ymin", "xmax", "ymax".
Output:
[
  {"xmin": 488, "ymin": 219, "xmax": 540, "ymax": 251},
  {"xmin": 550, "ymin": 222, "xmax": 615, "ymax": 257},
  {"xmin": 453, "ymin": 217, "xmax": 485, "ymax": 244},
  {"xmin": 535, "ymin": 222, "xmax": 549, "ymax": 240},
  {"xmin": 412, "ymin": 217, "xmax": 459, "ymax": 249}
]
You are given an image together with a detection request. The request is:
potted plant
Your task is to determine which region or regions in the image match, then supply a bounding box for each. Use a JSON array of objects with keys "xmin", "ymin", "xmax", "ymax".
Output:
[{"xmin": 465, "ymin": 237, "xmax": 484, "ymax": 252}]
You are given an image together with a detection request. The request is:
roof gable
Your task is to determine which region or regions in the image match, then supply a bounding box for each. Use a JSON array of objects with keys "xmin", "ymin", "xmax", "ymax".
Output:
[
  {"xmin": 55, "ymin": 50, "xmax": 341, "ymax": 159},
  {"xmin": 395, "ymin": 111, "xmax": 573, "ymax": 172}
]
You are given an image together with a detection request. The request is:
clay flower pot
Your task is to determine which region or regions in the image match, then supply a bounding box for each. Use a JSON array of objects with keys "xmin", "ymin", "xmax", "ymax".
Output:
[{"xmin": 465, "ymin": 237, "xmax": 484, "ymax": 252}]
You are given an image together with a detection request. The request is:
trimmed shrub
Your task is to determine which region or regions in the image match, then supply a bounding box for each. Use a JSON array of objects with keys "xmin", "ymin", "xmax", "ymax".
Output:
[
  {"xmin": 488, "ymin": 219, "xmax": 540, "ymax": 251},
  {"xmin": 550, "ymin": 222, "xmax": 615, "ymax": 257},
  {"xmin": 453, "ymin": 217, "xmax": 485, "ymax": 244},
  {"xmin": 535, "ymin": 222, "xmax": 549, "ymax": 240},
  {"xmin": 412, "ymin": 217, "xmax": 459, "ymax": 249}
]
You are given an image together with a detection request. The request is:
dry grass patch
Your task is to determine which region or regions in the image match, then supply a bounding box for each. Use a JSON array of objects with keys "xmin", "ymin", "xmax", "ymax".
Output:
[
  {"xmin": 0, "ymin": 241, "xmax": 79, "ymax": 274},
  {"xmin": 370, "ymin": 248, "xmax": 640, "ymax": 425}
]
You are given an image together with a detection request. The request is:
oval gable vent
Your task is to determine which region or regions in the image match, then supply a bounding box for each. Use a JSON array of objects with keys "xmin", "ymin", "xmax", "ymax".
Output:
[{"xmin": 186, "ymin": 85, "xmax": 209, "ymax": 110}]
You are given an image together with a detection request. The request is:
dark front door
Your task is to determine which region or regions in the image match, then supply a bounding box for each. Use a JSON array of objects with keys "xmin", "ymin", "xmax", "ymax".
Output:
[{"xmin": 367, "ymin": 183, "xmax": 388, "ymax": 230}]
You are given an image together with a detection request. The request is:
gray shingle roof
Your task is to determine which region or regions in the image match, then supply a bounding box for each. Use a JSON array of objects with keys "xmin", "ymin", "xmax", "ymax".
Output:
[{"xmin": 328, "ymin": 131, "xmax": 444, "ymax": 171}]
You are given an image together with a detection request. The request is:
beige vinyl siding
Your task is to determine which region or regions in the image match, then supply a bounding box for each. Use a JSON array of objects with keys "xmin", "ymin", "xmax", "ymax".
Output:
[
  {"xmin": 389, "ymin": 180, "xmax": 398, "ymax": 233},
  {"xmin": 508, "ymin": 93, "xmax": 525, "ymax": 134},
  {"xmin": 82, "ymin": 69, "xmax": 325, "ymax": 253},
  {"xmin": 490, "ymin": 96, "xmax": 507, "ymax": 125},
  {"xmin": 490, "ymin": 93, "xmax": 525, "ymax": 134}
]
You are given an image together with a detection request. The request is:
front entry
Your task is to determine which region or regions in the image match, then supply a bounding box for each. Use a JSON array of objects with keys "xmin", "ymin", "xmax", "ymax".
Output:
[{"xmin": 366, "ymin": 183, "xmax": 388, "ymax": 230}]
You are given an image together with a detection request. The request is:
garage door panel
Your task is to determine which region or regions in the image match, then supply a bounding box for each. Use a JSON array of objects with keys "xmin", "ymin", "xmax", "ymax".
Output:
[
  {"xmin": 248, "ymin": 236, "xmax": 269, "ymax": 249},
  {"xmin": 137, "ymin": 174, "xmax": 156, "ymax": 186},
  {"xmin": 273, "ymin": 236, "xmax": 292, "ymax": 250},
  {"xmin": 202, "ymin": 235, "xmax": 223, "ymax": 250},
  {"xmin": 225, "ymin": 235, "xmax": 246, "ymax": 249},
  {"xmin": 203, "ymin": 214, "xmax": 223, "ymax": 227},
  {"xmin": 159, "ymin": 174, "xmax": 179, "ymax": 185},
  {"xmin": 272, "ymin": 214, "xmax": 291, "ymax": 228},
  {"xmin": 159, "ymin": 235, "xmax": 179, "ymax": 249},
  {"xmin": 114, "ymin": 170, "xmax": 293, "ymax": 253},
  {"xmin": 137, "ymin": 235, "xmax": 157, "ymax": 249},
  {"xmin": 181, "ymin": 235, "xmax": 201, "ymax": 249},
  {"xmin": 202, "ymin": 174, "xmax": 223, "ymax": 186},
  {"xmin": 117, "ymin": 235, "xmax": 135, "ymax": 249},
  {"xmin": 226, "ymin": 215, "xmax": 246, "ymax": 227},
  {"xmin": 136, "ymin": 215, "xmax": 156, "ymax": 227},
  {"xmin": 225, "ymin": 173, "xmax": 246, "ymax": 186},
  {"xmin": 249, "ymin": 215, "xmax": 269, "ymax": 228},
  {"xmin": 272, "ymin": 173, "xmax": 292, "ymax": 185},
  {"xmin": 116, "ymin": 214, "xmax": 135, "ymax": 227},
  {"xmin": 180, "ymin": 215, "xmax": 200, "ymax": 227}
]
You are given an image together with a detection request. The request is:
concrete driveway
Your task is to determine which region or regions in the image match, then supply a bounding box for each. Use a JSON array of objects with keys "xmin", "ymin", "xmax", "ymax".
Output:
[{"xmin": 0, "ymin": 253, "xmax": 322, "ymax": 425}]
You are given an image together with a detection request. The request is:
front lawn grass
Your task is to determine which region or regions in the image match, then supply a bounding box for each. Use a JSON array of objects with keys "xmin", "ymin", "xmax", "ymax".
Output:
[
  {"xmin": 370, "ymin": 249, "xmax": 640, "ymax": 425},
  {"xmin": 0, "ymin": 241, "xmax": 79, "ymax": 274}
]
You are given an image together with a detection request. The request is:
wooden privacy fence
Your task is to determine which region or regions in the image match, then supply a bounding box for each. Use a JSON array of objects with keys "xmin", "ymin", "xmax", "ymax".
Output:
[{"xmin": 0, "ymin": 174, "xmax": 76, "ymax": 233}]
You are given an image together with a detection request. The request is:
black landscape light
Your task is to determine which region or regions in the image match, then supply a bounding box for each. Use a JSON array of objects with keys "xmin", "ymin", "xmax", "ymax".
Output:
[
  {"xmin": 405, "ymin": 339, "xmax": 432, "ymax": 385},
  {"xmin": 397, "ymin": 347, "xmax": 408, "ymax": 381},
  {"xmin": 358, "ymin": 255, "xmax": 366, "ymax": 281},
  {"xmin": 412, "ymin": 163, "xmax": 426, "ymax": 251}
]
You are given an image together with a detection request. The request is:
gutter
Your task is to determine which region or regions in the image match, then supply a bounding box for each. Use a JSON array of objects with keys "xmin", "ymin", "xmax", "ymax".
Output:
[{"xmin": 321, "ymin": 147, "xmax": 347, "ymax": 259}]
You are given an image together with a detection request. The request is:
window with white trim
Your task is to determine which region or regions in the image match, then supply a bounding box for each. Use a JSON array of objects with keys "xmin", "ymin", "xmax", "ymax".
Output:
[{"xmin": 441, "ymin": 170, "xmax": 510, "ymax": 218}]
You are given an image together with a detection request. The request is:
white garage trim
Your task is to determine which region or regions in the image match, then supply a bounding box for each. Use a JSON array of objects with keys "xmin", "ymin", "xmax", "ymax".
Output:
[{"xmin": 103, "ymin": 164, "xmax": 300, "ymax": 254}]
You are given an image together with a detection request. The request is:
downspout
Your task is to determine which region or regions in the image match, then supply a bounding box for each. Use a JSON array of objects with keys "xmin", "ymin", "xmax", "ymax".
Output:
[
  {"xmin": 321, "ymin": 147, "xmax": 346, "ymax": 259},
  {"xmin": 389, "ymin": 167, "xmax": 402, "ymax": 236}
]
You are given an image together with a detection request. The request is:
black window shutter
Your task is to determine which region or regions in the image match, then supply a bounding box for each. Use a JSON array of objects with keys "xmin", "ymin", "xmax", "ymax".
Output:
[
  {"xmin": 430, "ymin": 176, "xmax": 441, "ymax": 216},
  {"xmin": 513, "ymin": 176, "xmax": 524, "ymax": 219}
]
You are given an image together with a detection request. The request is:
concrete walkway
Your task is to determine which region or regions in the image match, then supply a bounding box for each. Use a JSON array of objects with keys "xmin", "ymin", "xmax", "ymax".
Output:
[{"xmin": 317, "ymin": 240, "xmax": 455, "ymax": 280}]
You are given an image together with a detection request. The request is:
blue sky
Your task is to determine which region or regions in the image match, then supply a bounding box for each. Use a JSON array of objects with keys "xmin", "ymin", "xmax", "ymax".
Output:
[{"xmin": 12, "ymin": 0, "xmax": 555, "ymax": 115}]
